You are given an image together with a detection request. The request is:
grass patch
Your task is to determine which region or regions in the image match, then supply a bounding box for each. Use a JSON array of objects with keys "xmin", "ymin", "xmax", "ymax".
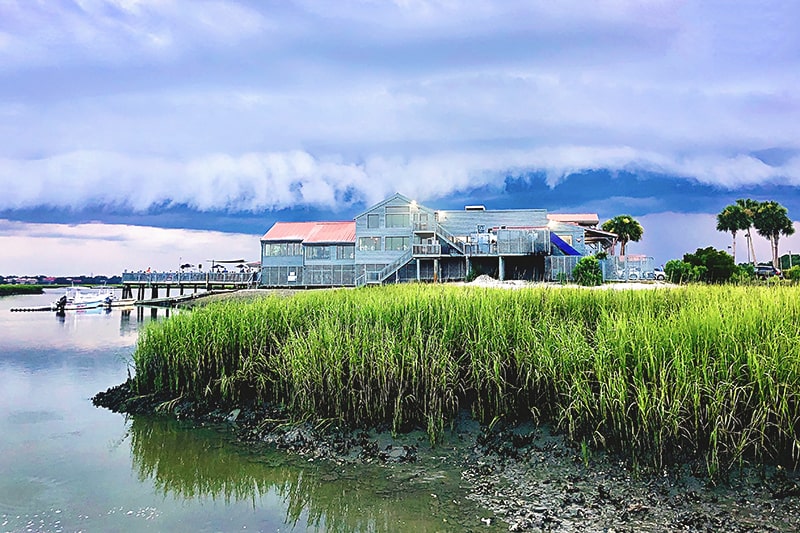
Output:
[
  {"xmin": 132, "ymin": 284, "xmax": 800, "ymax": 475},
  {"xmin": 0, "ymin": 284, "xmax": 45, "ymax": 297}
]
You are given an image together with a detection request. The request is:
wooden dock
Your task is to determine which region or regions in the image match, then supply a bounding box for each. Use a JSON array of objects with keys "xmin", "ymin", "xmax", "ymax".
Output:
[
  {"xmin": 121, "ymin": 271, "xmax": 255, "ymax": 300},
  {"xmin": 10, "ymin": 298, "xmax": 138, "ymax": 313}
]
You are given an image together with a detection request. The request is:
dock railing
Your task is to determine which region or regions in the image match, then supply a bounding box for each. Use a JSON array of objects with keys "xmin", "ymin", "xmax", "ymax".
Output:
[{"xmin": 122, "ymin": 271, "xmax": 255, "ymax": 285}]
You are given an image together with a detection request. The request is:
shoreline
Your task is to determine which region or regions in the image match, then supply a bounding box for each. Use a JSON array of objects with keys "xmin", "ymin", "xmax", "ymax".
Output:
[{"xmin": 93, "ymin": 380, "xmax": 800, "ymax": 532}]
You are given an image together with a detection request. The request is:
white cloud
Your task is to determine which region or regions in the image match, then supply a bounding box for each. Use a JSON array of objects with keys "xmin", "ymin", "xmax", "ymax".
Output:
[
  {"xmin": 0, "ymin": 0, "xmax": 797, "ymax": 236},
  {"xmin": 0, "ymin": 219, "xmax": 258, "ymax": 276},
  {"xmin": 0, "ymin": 0, "xmax": 266, "ymax": 68},
  {"xmin": 1, "ymin": 147, "xmax": 797, "ymax": 214}
]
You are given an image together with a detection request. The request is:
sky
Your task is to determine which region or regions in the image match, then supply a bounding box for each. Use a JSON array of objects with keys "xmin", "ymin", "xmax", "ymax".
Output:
[{"xmin": 1, "ymin": 0, "xmax": 798, "ymax": 276}]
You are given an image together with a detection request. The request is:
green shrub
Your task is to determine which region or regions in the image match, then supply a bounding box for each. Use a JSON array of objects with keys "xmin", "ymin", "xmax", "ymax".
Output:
[
  {"xmin": 664, "ymin": 260, "xmax": 701, "ymax": 283},
  {"xmin": 572, "ymin": 256, "xmax": 603, "ymax": 286},
  {"xmin": 729, "ymin": 264, "xmax": 755, "ymax": 285},
  {"xmin": 683, "ymin": 247, "xmax": 736, "ymax": 283},
  {"xmin": 785, "ymin": 266, "xmax": 800, "ymax": 282}
]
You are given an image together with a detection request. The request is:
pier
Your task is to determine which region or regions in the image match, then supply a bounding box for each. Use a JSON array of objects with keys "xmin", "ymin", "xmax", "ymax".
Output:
[{"xmin": 121, "ymin": 271, "xmax": 256, "ymax": 300}]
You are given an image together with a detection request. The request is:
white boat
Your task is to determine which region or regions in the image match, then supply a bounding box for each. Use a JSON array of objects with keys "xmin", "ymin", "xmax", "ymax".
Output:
[{"xmin": 55, "ymin": 287, "xmax": 115, "ymax": 311}]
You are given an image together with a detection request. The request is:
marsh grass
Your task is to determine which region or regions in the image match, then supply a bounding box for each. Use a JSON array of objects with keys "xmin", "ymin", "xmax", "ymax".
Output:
[
  {"xmin": 0, "ymin": 284, "xmax": 45, "ymax": 296},
  {"xmin": 133, "ymin": 284, "xmax": 800, "ymax": 475}
]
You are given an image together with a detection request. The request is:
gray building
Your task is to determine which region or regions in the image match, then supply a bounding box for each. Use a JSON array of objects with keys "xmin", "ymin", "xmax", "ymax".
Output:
[{"xmin": 259, "ymin": 193, "xmax": 619, "ymax": 287}]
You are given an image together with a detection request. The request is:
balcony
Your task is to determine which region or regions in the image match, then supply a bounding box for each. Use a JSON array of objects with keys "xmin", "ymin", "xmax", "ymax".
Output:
[{"xmin": 413, "ymin": 243, "xmax": 442, "ymax": 256}]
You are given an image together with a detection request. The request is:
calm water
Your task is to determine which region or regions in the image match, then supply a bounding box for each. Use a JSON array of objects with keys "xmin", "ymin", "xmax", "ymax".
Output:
[{"xmin": 0, "ymin": 290, "xmax": 496, "ymax": 533}]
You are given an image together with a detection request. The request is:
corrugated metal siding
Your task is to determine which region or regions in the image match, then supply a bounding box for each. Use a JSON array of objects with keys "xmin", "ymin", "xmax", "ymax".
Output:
[
  {"xmin": 354, "ymin": 195, "xmax": 415, "ymax": 266},
  {"xmin": 549, "ymin": 222, "xmax": 587, "ymax": 255},
  {"xmin": 437, "ymin": 209, "xmax": 548, "ymax": 237},
  {"xmin": 262, "ymin": 255, "xmax": 304, "ymax": 267}
]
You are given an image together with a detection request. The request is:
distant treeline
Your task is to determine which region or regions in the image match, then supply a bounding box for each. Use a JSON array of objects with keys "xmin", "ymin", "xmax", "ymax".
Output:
[{"xmin": 0, "ymin": 275, "xmax": 122, "ymax": 286}]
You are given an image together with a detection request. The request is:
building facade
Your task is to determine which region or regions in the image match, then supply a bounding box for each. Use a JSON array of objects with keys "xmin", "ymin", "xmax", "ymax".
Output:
[{"xmin": 259, "ymin": 192, "xmax": 627, "ymax": 287}]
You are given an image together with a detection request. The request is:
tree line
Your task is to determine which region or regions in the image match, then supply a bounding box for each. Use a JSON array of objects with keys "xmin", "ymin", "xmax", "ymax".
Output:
[
  {"xmin": 577, "ymin": 200, "xmax": 795, "ymax": 286},
  {"xmin": 716, "ymin": 199, "xmax": 795, "ymax": 267}
]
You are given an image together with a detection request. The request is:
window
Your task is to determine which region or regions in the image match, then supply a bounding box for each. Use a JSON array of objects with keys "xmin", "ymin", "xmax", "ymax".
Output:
[
  {"xmin": 358, "ymin": 237, "xmax": 382, "ymax": 252},
  {"xmin": 385, "ymin": 206, "xmax": 410, "ymax": 228},
  {"xmin": 385, "ymin": 236, "xmax": 409, "ymax": 251},
  {"xmin": 337, "ymin": 245, "xmax": 355, "ymax": 260},
  {"xmin": 304, "ymin": 246, "xmax": 331, "ymax": 260},
  {"xmin": 264, "ymin": 242, "xmax": 302, "ymax": 256},
  {"xmin": 367, "ymin": 213, "xmax": 380, "ymax": 229}
]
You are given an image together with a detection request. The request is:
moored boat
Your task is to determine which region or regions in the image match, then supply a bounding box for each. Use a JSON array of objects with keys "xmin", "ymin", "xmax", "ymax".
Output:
[{"xmin": 55, "ymin": 287, "xmax": 115, "ymax": 312}]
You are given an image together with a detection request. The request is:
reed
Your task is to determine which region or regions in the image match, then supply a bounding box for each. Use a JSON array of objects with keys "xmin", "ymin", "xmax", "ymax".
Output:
[{"xmin": 132, "ymin": 284, "xmax": 800, "ymax": 474}]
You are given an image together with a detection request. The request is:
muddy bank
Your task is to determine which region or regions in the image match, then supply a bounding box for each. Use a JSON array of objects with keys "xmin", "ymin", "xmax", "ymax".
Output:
[{"xmin": 93, "ymin": 381, "xmax": 800, "ymax": 532}]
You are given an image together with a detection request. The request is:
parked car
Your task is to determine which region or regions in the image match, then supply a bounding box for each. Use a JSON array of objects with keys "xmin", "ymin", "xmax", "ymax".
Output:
[
  {"xmin": 642, "ymin": 268, "xmax": 666, "ymax": 281},
  {"xmin": 616, "ymin": 267, "xmax": 641, "ymax": 280},
  {"xmin": 755, "ymin": 264, "xmax": 782, "ymax": 279}
]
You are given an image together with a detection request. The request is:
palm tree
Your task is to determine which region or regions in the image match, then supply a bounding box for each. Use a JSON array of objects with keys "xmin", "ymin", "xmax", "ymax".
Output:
[
  {"xmin": 753, "ymin": 201, "xmax": 795, "ymax": 268},
  {"xmin": 715, "ymin": 203, "xmax": 750, "ymax": 263},
  {"xmin": 601, "ymin": 215, "xmax": 643, "ymax": 256},
  {"xmin": 735, "ymin": 198, "xmax": 760, "ymax": 265}
]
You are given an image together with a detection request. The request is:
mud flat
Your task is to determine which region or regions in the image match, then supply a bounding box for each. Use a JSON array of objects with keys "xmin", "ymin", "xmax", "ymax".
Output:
[{"xmin": 94, "ymin": 381, "xmax": 800, "ymax": 532}]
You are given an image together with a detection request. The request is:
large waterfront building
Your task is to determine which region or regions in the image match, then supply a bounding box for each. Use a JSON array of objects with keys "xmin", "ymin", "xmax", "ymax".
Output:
[{"xmin": 259, "ymin": 192, "xmax": 629, "ymax": 287}]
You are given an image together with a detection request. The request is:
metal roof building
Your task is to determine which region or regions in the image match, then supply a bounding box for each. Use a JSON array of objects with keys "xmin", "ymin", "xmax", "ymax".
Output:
[{"xmin": 259, "ymin": 193, "xmax": 648, "ymax": 288}]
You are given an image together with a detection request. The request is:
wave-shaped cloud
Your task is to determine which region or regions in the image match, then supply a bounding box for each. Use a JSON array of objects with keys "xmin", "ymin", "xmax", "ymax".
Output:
[
  {"xmin": 0, "ymin": 1, "xmax": 798, "ymax": 217},
  {"xmin": 1, "ymin": 148, "xmax": 797, "ymax": 213}
]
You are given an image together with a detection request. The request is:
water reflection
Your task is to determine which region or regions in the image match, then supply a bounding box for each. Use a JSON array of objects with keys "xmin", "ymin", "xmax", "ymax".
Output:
[
  {"xmin": 1, "ymin": 292, "xmax": 494, "ymax": 532},
  {"xmin": 128, "ymin": 417, "xmax": 475, "ymax": 532},
  {"xmin": 0, "ymin": 291, "xmax": 174, "ymax": 353}
]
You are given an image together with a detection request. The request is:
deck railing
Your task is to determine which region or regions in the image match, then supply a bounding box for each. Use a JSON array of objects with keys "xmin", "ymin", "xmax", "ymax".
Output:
[
  {"xmin": 122, "ymin": 272, "xmax": 255, "ymax": 284},
  {"xmin": 413, "ymin": 243, "xmax": 442, "ymax": 255}
]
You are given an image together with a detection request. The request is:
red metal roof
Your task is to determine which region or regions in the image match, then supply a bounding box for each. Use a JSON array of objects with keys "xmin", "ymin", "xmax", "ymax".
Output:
[
  {"xmin": 261, "ymin": 222, "xmax": 318, "ymax": 241},
  {"xmin": 305, "ymin": 222, "xmax": 356, "ymax": 244},
  {"xmin": 547, "ymin": 213, "xmax": 600, "ymax": 226},
  {"xmin": 261, "ymin": 221, "xmax": 355, "ymax": 244}
]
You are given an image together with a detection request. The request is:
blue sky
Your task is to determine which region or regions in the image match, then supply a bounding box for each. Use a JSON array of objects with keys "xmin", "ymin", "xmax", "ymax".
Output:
[{"xmin": 1, "ymin": 0, "xmax": 798, "ymax": 275}]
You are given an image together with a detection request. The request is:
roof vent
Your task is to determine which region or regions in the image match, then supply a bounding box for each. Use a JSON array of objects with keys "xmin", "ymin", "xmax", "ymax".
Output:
[{"xmin": 465, "ymin": 205, "xmax": 485, "ymax": 211}]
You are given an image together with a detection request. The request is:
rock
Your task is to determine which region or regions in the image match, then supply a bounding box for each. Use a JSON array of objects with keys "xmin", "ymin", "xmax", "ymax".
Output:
[{"xmin": 379, "ymin": 445, "xmax": 417, "ymax": 463}]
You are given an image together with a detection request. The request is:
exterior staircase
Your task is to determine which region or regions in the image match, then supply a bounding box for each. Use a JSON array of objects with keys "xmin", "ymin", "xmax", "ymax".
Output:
[
  {"xmin": 355, "ymin": 222, "xmax": 466, "ymax": 287},
  {"xmin": 435, "ymin": 224, "xmax": 465, "ymax": 255},
  {"xmin": 356, "ymin": 249, "xmax": 413, "ymax": 286}
]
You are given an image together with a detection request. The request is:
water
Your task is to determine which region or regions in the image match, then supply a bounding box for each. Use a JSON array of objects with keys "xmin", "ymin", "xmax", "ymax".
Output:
[{"xmin": 0, "ymin": 290, "xmax": 498, "ymax": 532}]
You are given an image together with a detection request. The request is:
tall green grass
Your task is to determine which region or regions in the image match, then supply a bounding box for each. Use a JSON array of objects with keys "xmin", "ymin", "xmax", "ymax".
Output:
[
  {"xmin": 0, "ymin": 284, "xmax": 45, "ymax": 296},
  {"xmin": 132, "ymin": 285, "xmax": 800, "ymax": 474}
]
